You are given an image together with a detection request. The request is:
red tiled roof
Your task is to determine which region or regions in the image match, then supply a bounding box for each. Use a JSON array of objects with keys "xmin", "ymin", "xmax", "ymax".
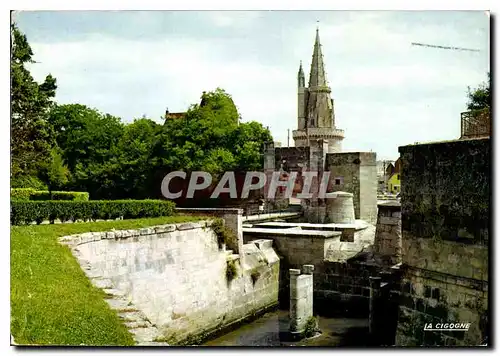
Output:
[{"xmin": 165, "ymin": 112, "xmax": 186, "ymax": 119}]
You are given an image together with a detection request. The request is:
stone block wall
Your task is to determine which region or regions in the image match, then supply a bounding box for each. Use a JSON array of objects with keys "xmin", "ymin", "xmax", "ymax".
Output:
[
  {"xmin": 175, "ymin": 208, "xmax": 243, "ymax": 255},
  {"xmin": 61, "ymin": 221, "xmax": 280, "ymax": 345},
  {"xmin": 314, "ymin": 261, "xmax": 386, "ymax": 316},
  {"xmin": 374, "ymin": 202, "xmax": 402, "ymax": 265},
  {"xmin": 243, "ymin": 229, "xmax": 340, "ymax": 268},
  {"xmin": 399, "ymin": 138, "xmax": 490, "ymax": 246},
  {"xmin": 396, "ymin": 266, "xmax": 488, "ymax": 346},
  {"xmin": 395, "ymin": 138, "xmax": 490, "ymax": 346},
  {"xmin": 325, "ymin": 152, "xmax": 377, "ymax": 223},
  {"xmin": 242, "ymin": 228, "xmax": 340, "ymax": 309},
  {"xmin": 274, "ymin": 147, "xmax": 309, "ymax": 172}
]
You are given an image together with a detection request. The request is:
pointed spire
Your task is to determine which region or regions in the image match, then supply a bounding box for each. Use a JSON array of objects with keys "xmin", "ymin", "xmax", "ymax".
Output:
[
  {"xmin": 308, "ymin": 27, "xmax": 328, "ymax": 88},
  {"xmin": 298, "ymin": 60, "xmax": 305, "ymax": 87}
]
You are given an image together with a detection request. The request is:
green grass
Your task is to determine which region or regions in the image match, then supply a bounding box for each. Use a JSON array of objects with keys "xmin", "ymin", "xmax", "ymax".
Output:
[{"xmin": 11, "ymin": 215, "xmax": 205, "ymax": 346}]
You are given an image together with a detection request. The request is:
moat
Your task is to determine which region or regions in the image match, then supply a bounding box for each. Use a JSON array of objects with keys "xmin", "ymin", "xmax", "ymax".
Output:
[{"xmin": 203, "ymin": 309, "xmax": 369, "ymax": 347}]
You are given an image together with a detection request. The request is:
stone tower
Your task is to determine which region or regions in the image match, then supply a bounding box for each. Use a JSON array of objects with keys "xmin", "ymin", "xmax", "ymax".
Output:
[{"xmin": 293, "ymin": 28, "xmax": 345, "ymax": 153}]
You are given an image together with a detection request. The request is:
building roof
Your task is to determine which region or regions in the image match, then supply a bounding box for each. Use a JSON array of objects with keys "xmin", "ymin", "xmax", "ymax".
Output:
[
  {"xmin": 394, "ymin": 157, "xmax": 401, "ymax": 173},
  {"xmin": 308, "ymin": 28, "xmax": 328, "ymax": 88},
  {"xmin": 165, "ymin": 112, "xmax": 186, "ymax": 120}
]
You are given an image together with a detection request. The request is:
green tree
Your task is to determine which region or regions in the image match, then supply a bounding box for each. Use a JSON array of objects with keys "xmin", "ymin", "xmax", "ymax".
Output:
[
  {"xmin": 157, "ymin": 88, "xmax": 271, "ymax": 176},
  {"xmin": 47, "ymin": 104, "xmax": 124, "ymax": 198},
  {"xmin": 467, "ymin": 72, "xmax": 491, "ymax": 111},
  {"xmin": 47, "ymin": 104, "xmax": 124, "ymax": 172},
  {"xmin": 112, "ymin": 118, "xmax": 162, "ymax": 198},
  {"xmin": 39, "ymin": 148, "xmax": 70, "ymax": 193},
  {"xmin": 232, "ymin": 121, "xmax": 273, "ymax": 171},
  {"xmin": 11, "ymin": 23, "xmax": 57, "ymax": 179}
]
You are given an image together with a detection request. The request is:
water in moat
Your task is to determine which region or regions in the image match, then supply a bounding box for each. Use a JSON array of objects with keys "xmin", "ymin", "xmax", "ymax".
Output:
[{"xmin": 203, "ymin": 309, "xmax": 370, "ymax": 347}]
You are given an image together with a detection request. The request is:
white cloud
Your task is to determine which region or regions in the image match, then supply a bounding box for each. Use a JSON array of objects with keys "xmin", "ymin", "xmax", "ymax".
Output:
[
  {"xmin": 207, "ymin": 11, "xmax": 262, "ymax": 28},
  {"xmin": 22, "ymin": 11, "xmax": 489, "ymax": 160}
]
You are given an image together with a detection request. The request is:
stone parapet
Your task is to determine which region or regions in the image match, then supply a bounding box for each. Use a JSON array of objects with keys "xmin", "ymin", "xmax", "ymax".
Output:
[{"xmin": 292, "ymin": 128, "xmax": 345, "ymax": 140}]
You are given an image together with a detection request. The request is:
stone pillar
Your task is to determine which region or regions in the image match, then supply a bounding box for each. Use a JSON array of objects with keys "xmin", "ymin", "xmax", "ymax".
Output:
[
  {"xmin": 374, "ymin": 202, "xmax": 402, "ymax": 265},
  {"xmin": 263, "ymin": 141, "xmax": 276, "ymax": 211},
  {"xmin": 369, "ymin": 276, "xmax": 382, "ymax": 336},
  {"xmin": 304, "ymin": 140, "xmax": 328, "ymax": 223},
  {"xmin": 289, "ymin": 265, "xmax": 314, "ymax": 335},
  {"xmin": 327, "ymin": 191, "xmax": 355, "ymax": 224}
]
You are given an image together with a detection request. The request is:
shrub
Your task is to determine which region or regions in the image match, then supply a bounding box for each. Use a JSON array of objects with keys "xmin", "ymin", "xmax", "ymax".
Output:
[
  {"xmin": 10, "ymin": 188, "xmax": 37, "ymax": 201},
  {"xmin": 30, "ymin": 191, "xmax": 90, "ymax": 201},
  {"xmin": 11, "ymin": 189, "xmax": 89, "ymax": 202},
  {"xmin": 304, "ymin": 316, "xmax": 319, "ymax": 338},
  {"xmin": 210, "ymin": 218, "xmax": 234, "ymax": 250},
  {"xmin": 10, "ymin": 175, "xmax": 48, "ymax": 190},
  {"xmin": 10, "ymin": 200, "xmax": 176, "ymax": 225},
  {"xmin": 226, "ymin": 259, "xmax": 238, "ymax": 282}
]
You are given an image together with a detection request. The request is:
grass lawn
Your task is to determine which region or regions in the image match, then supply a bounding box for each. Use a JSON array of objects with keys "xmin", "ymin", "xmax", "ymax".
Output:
[{"xmin": 11, "ymin": 215, "xmax": 206, "ymax": 346}]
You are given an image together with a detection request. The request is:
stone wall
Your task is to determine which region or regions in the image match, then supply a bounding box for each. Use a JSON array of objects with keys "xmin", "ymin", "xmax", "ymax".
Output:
[
  {"xmin": 325, "ymin": 152, "xmax": 377, "ymax": 224},
  {"xmin": 395, "ymin": 138, "xmax": 490, "ymax": 346},
  {"xmin": 242, "ymin": 228, "xmax": 340, "ymax": 309},
  {"xmin": 242, "ymin": 226, "xmax": 392, "ymax": 316},
  {"xmin": 61, "ymin": 221, "xmax": 279, "ymax": 345},
  {"xmin": 374, "ymin": 202, "xmax": 402, "ymax": 265},
  {"xmin": 314, "ymin": 261, "xmax": 383, "ymax": 316},
  {"xmin": 175, "ymin": 208, "xmax": 243, "ymax": 255}
]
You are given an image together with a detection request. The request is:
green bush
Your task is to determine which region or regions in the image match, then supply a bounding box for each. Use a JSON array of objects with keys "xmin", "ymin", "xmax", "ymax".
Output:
[
  {"xmin": 226, "ymin": 259, "xmax": 238, "ymax": 282},
  {"xmin": 304, "ymin": 316, "xmax": 319, "ymax": 338},
  {"xmin": 10, "ymin": 188, "xmax": 37, "ymax": 201},
  {"xmin": 10, "ymin": 175, "xmax": 48, "ymax": 190},
  {"xmin": 30, "ymin": 191, "xmax": 89, "ymax": 201},
  {"xmin": 10, "ymin": 200, "xmax": 176, "ymax": 225},
  {"xmin": 11, "ymin": 189, "xmax": 89, "ymax": 202},
  {"xmin": 211, "ymin": 218, "xmax": 234, "ymax": 250}
]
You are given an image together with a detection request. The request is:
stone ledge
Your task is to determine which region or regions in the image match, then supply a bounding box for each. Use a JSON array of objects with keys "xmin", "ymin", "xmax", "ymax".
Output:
[
  {"xmin": 176, "ymin": 207, "xmax": 243, "ymax": 214},
  {"xmin": 58, "ymin": 220, "xmax": 213, "ymax": 245},
  {"xmin": 404, "ymin": 266, "xmax": 488, "ymax": 291},
  {"xmin": 243, "ymin": 227, "xmax": 341, "ymax": 238}
]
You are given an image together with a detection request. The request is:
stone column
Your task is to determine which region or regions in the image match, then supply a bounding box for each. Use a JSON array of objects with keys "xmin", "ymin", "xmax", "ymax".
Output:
[
  {"xmin": 305, "ymin": 140, "xmax": 328, "ymax": 223},
  {"xmin": 263, "ymin": 141, "xmax": 275, "ymax": 211},
  {"xmin": 289, "ymin": 265, "xmax": 314, "ymax": 336},
  {"xmin": 369, "ymin": 276, "xmax": 382, "ymax": 337}
]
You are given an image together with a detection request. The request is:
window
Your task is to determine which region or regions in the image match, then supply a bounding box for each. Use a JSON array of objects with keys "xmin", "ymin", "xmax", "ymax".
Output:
[
  {"xmin": 397, "ymin": 174, "xmax": 400, "ymax": 180},
  {"xmin": 334, "ymin": 177, "xmax": 343, "ymax": 185}
]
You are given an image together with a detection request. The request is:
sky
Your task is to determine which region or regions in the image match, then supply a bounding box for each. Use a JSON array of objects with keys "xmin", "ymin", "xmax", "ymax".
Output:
[{"xmin": 13, "ymin": 10, "xmax": 490, "ymax": 160}]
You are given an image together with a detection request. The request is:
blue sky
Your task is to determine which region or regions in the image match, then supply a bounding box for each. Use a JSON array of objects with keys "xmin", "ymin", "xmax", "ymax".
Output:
[{"xmin": 14, "ymin": 10, "xmax": 489, "ymax": 160}]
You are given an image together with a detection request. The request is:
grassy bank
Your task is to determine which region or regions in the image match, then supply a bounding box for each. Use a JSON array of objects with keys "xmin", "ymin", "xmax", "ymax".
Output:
[{"xmin": 11, "ymin": 215, "xmax": 205, "ymax": 346}]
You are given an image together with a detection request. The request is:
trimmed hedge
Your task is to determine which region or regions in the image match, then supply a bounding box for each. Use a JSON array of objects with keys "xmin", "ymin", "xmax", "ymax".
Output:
[
  {"xmin": 11, "ymin": 189, "xmax": 89, "ymax": 202},
  {"xmin": 10, "ymin": 188, "xmax": 36, "ymax": 201},
  {"xmin": 30, "ymin": 191, "xmax": 89, "ymax": 201},
  {"xmin": 11, "ymin": 200, "xmax": 176, "ymax": 225}
]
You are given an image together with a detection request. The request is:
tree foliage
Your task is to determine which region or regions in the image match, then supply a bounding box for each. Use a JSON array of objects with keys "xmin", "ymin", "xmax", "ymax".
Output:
[
  {"xmin": 10, "ymin": 26, "xmax": 273, "ymax": 200},
  {"xmin": 11, "ymin": 23, "xmax": 57, "ymax": 178},
  {"xmin": 467, "ymin": 72, "xmax": 491, "ymax": 111},
  {"xmin": 39, "ymin": 148, "xmax": 70, "ymax": 193}
]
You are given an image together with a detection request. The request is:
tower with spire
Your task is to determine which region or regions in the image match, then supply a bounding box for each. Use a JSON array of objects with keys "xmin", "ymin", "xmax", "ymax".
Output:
[{"xmin": 293, "ymin": 28, "xmax": 345, "ymax": 153}]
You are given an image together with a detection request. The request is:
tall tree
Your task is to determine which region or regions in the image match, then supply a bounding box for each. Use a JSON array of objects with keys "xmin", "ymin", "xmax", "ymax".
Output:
[
  {"xmin": 11, "ymin": 23, "xmax": 57, "ymax": 178},
  {"xmin": 39, "ymin": 147, "xmax": 70, "ymax": 193},
  {"xmin": 47, "ymin": 104, "xmax": 124, "ymax": 198},
  {"xmin": 467, "ymin": 72, "xmax": 491, "ymax": 111},
  {"xmin": 157, "ymin": 88, "xmax": 271, "ymax": 177}
]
